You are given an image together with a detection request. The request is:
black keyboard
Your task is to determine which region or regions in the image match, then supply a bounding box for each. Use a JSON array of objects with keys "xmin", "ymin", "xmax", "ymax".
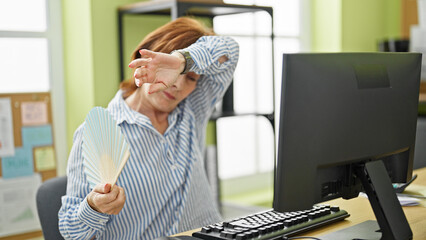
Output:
[{"xmin": 192, "ymin": 205, "xmax": 349, "ymax": 240}]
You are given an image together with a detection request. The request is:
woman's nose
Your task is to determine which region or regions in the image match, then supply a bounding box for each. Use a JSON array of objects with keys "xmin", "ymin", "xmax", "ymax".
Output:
[{"xmin": 173, "ymin": 75, "xmax": 186, "ymax": 89}]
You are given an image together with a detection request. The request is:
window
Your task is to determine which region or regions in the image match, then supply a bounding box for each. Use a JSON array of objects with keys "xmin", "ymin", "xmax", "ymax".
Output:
[
  {"xmin": 214, "ymin": 0, "xmax": 309, "ymax": 180},
  {"xmin": 0, "ymin": 0, "xmax": 67, "ymax": 174},
  {"xmin": 0, "ymin": 0, "xmax": 50, "ymax": 93},
  {"xmin": 0, "ymin": 0, "xmax": 47, "ymax": 32},
  {"xmin": 0, "ymin": 38, "xmax": 50, "ymax": 92}
]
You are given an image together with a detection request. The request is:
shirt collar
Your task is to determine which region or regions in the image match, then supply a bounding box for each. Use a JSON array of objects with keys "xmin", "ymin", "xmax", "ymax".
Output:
[{"xmin": 107, "ymin": 90, "xmax": 137, "ymax": 125}]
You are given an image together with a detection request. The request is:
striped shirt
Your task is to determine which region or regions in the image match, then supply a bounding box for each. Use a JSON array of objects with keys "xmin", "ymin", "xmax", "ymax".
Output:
[{"xmin": 58, "ymin": 36, "xmax": 239, "ymax": 240}]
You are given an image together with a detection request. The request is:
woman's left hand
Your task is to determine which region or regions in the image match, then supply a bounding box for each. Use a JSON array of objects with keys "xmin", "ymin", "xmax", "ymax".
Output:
[{"xmin": 128, "ymin": 49, "xmax": 185, "ymax": 94}]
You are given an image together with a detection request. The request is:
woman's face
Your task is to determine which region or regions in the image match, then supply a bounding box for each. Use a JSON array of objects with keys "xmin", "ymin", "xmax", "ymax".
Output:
[{"xmin": 146, "ymin": 72, "xmax": 200, "ymax": 113}]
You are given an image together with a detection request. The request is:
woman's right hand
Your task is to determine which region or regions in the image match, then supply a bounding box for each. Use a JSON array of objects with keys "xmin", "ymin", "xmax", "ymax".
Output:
[
  {"xmin": 87, "ymin": 183, "xmax": 126, "ymax": 215},
  {"xmin": 129, "ymin": 49, "xmax": 185, "ymax": 94}
]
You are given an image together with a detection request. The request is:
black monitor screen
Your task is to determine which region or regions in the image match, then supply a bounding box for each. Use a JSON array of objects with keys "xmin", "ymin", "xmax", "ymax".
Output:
[{"xmin": 273, "ymin": 53, "xmax": 422, "ymax": 240}]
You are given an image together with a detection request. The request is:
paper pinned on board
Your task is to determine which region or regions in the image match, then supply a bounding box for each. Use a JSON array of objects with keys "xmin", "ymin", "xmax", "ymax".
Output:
[
  {"xmin": 1, "ymin": 147, "xmax": 34, "ymax": 179},
  {"xmin": 21, "ymin": 125, "xmax": 53, "ymax": 147},
  {"xmin": 34, "ymin": 146, "xmax": 56, "ymax": 171},
  {"xmin": 0, "ymin": 98, "xmax": 15, "ymax": 157},
  {"xmin": 0, "ymin": 174, "xmax": 42, "ymax": 237},
  {"xmin": 21, "ymin": 101, "xmax": 48, "ymax": 126}
]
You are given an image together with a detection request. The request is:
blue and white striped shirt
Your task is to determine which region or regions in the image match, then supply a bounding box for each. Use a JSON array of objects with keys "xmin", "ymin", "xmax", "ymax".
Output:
[{"xmin": 59, "ymin": 36, "xmax": 239, "ymax": 240}]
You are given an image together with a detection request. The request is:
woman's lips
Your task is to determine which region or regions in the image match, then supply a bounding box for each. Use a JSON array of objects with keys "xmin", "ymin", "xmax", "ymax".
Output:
[{"xmin": 163, "ymin": 91, "xmax": 176, "ymax": 100}]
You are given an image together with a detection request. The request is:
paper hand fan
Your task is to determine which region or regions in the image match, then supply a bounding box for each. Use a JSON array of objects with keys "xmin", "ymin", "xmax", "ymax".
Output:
[{"xmin": 82, "ymin": 107, "xmax": 130, "ymax": 189}]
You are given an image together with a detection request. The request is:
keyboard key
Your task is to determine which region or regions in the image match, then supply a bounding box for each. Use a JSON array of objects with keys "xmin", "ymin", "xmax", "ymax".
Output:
[
  {"xmin": 257, "ymin": 227, "xmax": 267, "ymax": 234},
  {"xmin": 212, "ymin": 226, "xmax": 223, "ymax": 232},
  {"xmin": 249, "ymin": 229, "xmax": 259, "ymax": 237},
  {"xmin": 283, "ymin": 219, "xmax": 292, "ymax": 227},
  {"xmin": 226, "ymin": 232, "xmax": 236, "ymax": 238},
  {"xmin": 236, "ymin": 233, "xmax": 247, "ymax": 240},
  {"xmin": 331, "ymin": 206, "xmax": 340, "ymax": 212},
  {"xmin": 307, "ymin": 212, "xmax": 316, "ymax": 220}
]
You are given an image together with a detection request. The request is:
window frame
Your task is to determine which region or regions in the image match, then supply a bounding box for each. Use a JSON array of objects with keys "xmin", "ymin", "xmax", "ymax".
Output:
[{"xmin": 216, "ymin": 0, "xmax": 311, "ymax": 180}]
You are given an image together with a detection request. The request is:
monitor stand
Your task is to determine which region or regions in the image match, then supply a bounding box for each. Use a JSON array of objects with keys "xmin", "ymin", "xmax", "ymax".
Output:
[{"xmin": 320, "ymin": 160, "xmax": 413, "ymax": 240}]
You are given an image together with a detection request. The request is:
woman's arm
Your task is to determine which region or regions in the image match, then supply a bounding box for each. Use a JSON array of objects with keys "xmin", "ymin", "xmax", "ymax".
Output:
[
  {"xmin": 129, "ymin": 35, "xmax": 239, "ymax": 103},
  {"xmin": 58, "ymin": 125, "xmax": 110, "ymax": 239},
  {"xmin": 128, "ymin": 35, "xmax": 239, "ymax": 123},
  {"xmin": 184, "ymin": 36, "xmax": 240, "ymax": 124}
]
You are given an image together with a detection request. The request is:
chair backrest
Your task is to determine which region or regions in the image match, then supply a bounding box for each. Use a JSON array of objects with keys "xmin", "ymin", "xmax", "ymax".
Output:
[{"xmin": 36, "ymin": 176, "xmax": 67, "ymax": 240}]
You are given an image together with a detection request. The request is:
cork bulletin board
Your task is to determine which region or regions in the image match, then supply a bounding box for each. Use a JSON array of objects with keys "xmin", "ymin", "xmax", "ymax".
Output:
[{"xmin": 0, "ymin": 92, "xmax": 57, "ymax": 240}]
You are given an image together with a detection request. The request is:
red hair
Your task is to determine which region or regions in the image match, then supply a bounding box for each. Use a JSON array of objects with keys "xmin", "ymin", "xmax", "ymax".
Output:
[{"xmin": 120, "ymin": 17, "xmax": 214, "ymax": 98}]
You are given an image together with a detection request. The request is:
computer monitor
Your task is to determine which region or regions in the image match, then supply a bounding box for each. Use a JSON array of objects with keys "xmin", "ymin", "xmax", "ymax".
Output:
[{"xmin": 273, "ymin": 53, "xmax": 422, "ymax": 240}]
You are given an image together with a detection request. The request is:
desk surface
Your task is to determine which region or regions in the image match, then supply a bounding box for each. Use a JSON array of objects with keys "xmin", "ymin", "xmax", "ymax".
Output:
[{"xmin": 176, "ymin": 167, "xmax": 426, "ymax": 239}]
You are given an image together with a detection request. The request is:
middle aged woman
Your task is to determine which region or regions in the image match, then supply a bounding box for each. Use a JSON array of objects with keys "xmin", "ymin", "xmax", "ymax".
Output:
[{"xmin": 59, "ymin": 17, "xmax": 239, "ymax": 240}]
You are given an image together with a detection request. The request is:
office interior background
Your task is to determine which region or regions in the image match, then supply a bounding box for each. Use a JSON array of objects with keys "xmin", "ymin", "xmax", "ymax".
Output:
[{"xmin": 0, "ymin": 0, "xmax": 425, "ymax": 239}]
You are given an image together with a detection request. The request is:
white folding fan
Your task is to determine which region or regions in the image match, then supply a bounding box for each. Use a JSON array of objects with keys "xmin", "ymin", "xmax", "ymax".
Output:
[{"xmin": 82, "ymin": 107, "xmax": 130, "ymax": 189}]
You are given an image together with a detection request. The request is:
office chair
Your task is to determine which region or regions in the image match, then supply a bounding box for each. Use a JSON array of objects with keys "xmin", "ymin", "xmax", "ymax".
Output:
[{"xmin": 36, "ymin": 176, "xmax": 67, "ymax": 240}]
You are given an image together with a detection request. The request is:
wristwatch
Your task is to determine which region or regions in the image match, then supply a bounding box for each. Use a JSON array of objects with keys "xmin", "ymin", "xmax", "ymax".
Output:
[{"xmin": 173, "ymin": 50, "xmax": 194, "ymax": 74}]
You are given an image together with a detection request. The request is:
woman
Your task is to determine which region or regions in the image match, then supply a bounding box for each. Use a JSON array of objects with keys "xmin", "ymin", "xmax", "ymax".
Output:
[{"xmin": 58, "ymin": 17, "xmax": 239, "ymax": 239}]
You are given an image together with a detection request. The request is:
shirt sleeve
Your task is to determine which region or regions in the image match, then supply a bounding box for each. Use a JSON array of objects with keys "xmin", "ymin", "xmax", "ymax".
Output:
[
  {"xmin": 58, "ymin": 124, "xmax": 110, "ymax": 240},
  {"xmin": 183, "ymin": 35, "xmax": 239, "ymax": 127}
]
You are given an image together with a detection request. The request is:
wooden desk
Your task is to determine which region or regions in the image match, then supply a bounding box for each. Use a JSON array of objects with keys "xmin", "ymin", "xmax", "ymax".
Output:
[
  {"xmin": 176, "ymin": 167, "xmax": 426, "ymax": 239},
  {"xmin": 294, "ymin": 167, "xmax": 426, "ymax": 239}
]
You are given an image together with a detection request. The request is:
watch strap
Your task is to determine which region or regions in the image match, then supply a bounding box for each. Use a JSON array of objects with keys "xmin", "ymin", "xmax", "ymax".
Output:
[{"xmin": 173, "ymin": 50, "xmax": 194, "ymax": 74}]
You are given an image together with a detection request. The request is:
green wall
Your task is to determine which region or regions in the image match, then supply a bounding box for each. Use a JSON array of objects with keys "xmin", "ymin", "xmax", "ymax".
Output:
[
  {"xmin": 62, "ymin": 0, "xmax": 95, "ymax": 150},
  {"xmin": 311, "ymin": 0, "xmax": 342, "ymax": 52},
  {"xmin": 62, "ymin": 0, "xmax": 170, "ymax": 151},
  {"xmin": 311, "ymin": 0, "xmax": 401, "ymax": 52}
]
